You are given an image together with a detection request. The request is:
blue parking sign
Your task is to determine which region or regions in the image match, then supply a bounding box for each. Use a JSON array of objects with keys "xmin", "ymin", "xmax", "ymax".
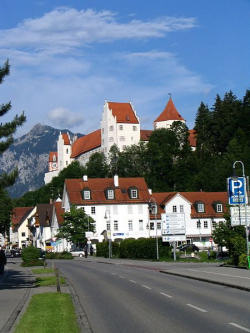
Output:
[{"xmin": 227, "ymin": 177, "xmax": 248, "ymax": 205}]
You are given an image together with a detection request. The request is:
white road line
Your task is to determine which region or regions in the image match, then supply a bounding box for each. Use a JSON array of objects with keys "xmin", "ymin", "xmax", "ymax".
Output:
[
  {"xmin": 186, "ymin": 304, "xmax": 208, "ymax": 313},
  {"xmin": 188, "ymin": 269, "xmax": 250, "ymax": 280},
  {"xmin": 111, "ymin": 273, "xmax": 117, "ymax": 275},
  {"xmin": 119, "ymin": 275, "xmax": 125, "ymax": 279},
  {"xmin": 229, "ymin": 323, "xmax": 250, "ymax": 332},
  {"xmin": 160, "ymin": 292, "xmax": 172, "ymax": 298},
  {"xmin": 142, "ymin": 284, "xmax": 151, "ymax": 290},
  {"xmin": 129, "ymin": 280, "xmax": 137, "ymax": 284}
]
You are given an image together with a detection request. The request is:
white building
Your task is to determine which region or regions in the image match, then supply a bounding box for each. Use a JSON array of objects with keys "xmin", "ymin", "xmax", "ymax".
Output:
[{"xmin": 45, "ymin": 98, "xmax": 196, "ymax": 184}]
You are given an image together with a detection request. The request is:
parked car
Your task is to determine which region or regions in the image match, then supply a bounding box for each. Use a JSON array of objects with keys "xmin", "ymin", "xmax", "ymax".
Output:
[
  {"xmin": 70, "ymin": 249, "xmax": 85, "ymax": 257},
  {"xmin": 177, "ymin": 244, "xmax": 199, "ymax": 252}
]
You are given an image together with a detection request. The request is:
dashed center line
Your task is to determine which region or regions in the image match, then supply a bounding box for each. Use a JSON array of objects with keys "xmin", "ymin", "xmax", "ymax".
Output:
[
  {"xmin": 129, "ymin": 280, "xmax": 137, "ymax": 284},
  {"xmin": 229, "ymin": 323, "xmax": 250, "ymax": 332},
  {"xmin": 186, "ymin": 304, "xmax": 208, "ymax": 313},
  {"xmin": 111, "ymin": 273, "xmax": 117, "ymax": 275},
  {"xmin": 160, "ymin": 292, "xmax": 172, "ymax": 298},
  {"xmin": 142, "ymin": 284, "xmax": 151, "ymax": 290}
]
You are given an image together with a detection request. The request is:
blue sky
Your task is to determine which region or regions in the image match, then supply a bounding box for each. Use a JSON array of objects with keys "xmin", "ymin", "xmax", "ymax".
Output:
[{"xmin": 0, "ymin": 0, "xmax": 249, "ymax": 136}]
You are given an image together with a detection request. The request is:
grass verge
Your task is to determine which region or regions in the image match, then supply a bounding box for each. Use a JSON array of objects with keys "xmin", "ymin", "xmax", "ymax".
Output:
[
  {"xmin": 35, "ymin": 276, "xmax": 65, "ymax": 287},
  {"xmin": 14, "ymin": 292, "xmax": 79, "ymax": 333},
  {"xmin": 32, "ymin": 268, "xmax": 54, "ymax": 274}
]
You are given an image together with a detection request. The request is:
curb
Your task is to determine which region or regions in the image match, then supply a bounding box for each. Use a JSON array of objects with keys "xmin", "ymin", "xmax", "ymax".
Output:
[{"xmin": 159, "ymin": 270, "xmax": 250, "ymax": 292}]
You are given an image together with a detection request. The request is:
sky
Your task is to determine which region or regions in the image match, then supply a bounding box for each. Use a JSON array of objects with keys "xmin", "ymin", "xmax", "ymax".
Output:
[{"xmin": 0, "ymin": 0, "xmax": 249, "ymax": 136}]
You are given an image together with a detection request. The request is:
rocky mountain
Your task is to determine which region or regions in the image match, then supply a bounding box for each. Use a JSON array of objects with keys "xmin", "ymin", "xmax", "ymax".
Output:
[{"xmin": 0, "ymin": 124, "xmax": 83, "ymax": 198}]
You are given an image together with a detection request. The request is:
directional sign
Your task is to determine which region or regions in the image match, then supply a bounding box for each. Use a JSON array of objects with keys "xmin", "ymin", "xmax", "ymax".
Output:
[
  {"xmin": 230, "ymin": 206, "xmax": 250, "ymax": 226},
  {"xmin": 161, "ymin": 213, "xmax": 186, "ymax": 242},
  {"xmin": 227, "ymin": 177, "xmax": 248, "ymax": 205}
]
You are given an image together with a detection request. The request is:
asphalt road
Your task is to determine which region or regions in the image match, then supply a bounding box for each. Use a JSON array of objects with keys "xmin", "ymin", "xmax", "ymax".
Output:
[{"xmin": 56, "ymin": 259, "xmax": 250, "ymax": 333}]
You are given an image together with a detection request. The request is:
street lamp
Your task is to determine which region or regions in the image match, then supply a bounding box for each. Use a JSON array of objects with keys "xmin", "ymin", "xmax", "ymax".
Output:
[
  {"xmin": 104, "ymin": 209, "xmax": 112, "ymax": 259},
  {"xmin": 233, "ymin": 161, "xmax": 249, "ymax": 266},
  {"xmin": 148, "ymin": 198, "xmax": 159, "ymax": 261}
]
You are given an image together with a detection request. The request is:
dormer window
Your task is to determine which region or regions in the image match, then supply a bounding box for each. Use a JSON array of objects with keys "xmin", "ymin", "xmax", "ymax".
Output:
[
  {"xmin": 216, "ymin": 203, "xmax": 223, "ymax": 213},
  {"xmin": 195, "ymin": 201, "xmax": 205, "ymax": 213},
  {"xmin": 129, "ymin": 187, "xmax": 138, "ymax": 199},
  {"xmin": 105, "ymin": 188, "xmax": 115, "ymax": 200},
  {"xmin": 81, "ymin": 188, "xmax": 91, "ymax": 200}
]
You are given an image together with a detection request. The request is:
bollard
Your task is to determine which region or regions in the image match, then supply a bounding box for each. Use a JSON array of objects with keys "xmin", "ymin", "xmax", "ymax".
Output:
[{"xmin": 55, "ymin": 267, "xmax": 61, "ymax": 293}]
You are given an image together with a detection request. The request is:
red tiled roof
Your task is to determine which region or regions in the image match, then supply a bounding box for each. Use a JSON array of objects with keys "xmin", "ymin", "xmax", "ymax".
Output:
[
  {"xmin": 154, "ymin": 98, "xmax": 184, "ymax": 123},
  {"xmin": 65, "ymin": 177, "xmax": 150, "ymax": 205},
  {"xmin": 62, "ymin": 133, "xmax": 70, "ymax": 145},
  {"xmin": 11, "ymin": 207, "xmax": 34, "ymax": 228},
  {"xmin": 188, "ymin": 129, "xmax": 197, "ymax": 147},
  {"xmin": 140, "ymin": 130, "xmax": 152, "ymax": 141},
  {"xmin": 108, "ymin": 102, "xmax": 139, "ymax": 124},
  {"xmin": 54, "ymin": 201, "xmax": 64, "ymax": 225},
  {"xmin": 153, "ymin": 192, "xmax": 228, "ymax": 218},
  {"xmin": 49, "ymin": 152, "xmax": 58, "ymax": 162},
  {"xmin": 71, "ymin": 130, "xmax": 101, "ymax": 158}
]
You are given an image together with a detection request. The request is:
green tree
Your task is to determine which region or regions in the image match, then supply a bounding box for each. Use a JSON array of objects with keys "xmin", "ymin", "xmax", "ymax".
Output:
[
  {"xmin": 0, "ymin": 60, "xmax": 26, "ymax": 189},
  {"xmin": 0, "ymin": 188, "xmax": 13, "ymax": 235},
  {"xmin": 86, "ymin": 152, "xmax": 108, "ymax": 177},
  {"xmin": 57, "ymin": 205, "xmax": 95, "ymax": 248}
]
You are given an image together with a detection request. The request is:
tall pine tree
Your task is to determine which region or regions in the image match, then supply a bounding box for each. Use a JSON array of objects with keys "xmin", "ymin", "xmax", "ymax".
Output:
[{"xmin": 0, "ymin": 60, "xmax": 26, "ymax": 189}]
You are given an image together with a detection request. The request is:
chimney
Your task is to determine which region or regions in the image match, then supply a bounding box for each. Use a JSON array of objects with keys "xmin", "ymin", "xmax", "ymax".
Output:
[
  {"xmin": 148, "ymin": 189, "xmax": 152, "ymax": 195},
  {"xmin": 83, "ymin": 175, "xmax": 88, "ymax": 182},
  {"xmin": 114, "ymin": 174, "xmax": 119, "ymax": 187}
]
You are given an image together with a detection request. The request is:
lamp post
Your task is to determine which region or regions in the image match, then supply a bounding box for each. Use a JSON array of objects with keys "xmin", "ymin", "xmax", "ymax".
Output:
[
  {"xmin": 149, "ymin": 198, "xmax": 159, "ymax": 261},
  {"xmin": 233, "ymin": 161, "xmax": 249, "ymax": 266},
  {"xmin": 104, "ymin": 209, "xmax": 112, "ymax": 259}
]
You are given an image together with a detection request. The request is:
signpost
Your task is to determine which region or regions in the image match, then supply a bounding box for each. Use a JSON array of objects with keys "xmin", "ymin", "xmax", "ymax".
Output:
[
  {"xmin": 227, "ymin": 177, "xmax": 248, "ymax": 205},
  {"xmin": 162, "ymin": 213, "xmax": 186, "ymax": 261}
]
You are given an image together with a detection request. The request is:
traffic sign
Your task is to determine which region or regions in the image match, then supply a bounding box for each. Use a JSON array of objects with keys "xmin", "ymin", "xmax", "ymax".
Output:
[
  {"xmin": 227, "ymin": 177, "xmax": 248, "ymax": 205},
  {"xmin": 230, "ymin": 206, "xmax": 250, "ymax": 226}
]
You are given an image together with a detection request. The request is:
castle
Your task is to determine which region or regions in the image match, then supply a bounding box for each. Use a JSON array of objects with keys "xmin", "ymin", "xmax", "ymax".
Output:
[{"xmin": 44, "ymin": 97, "xmax": 196, "ymax": 184}]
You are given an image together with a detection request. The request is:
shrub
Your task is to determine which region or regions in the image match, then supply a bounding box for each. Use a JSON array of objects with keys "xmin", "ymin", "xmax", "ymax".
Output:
[
  {"xmin": 238, "ymin": 253, "xmax": 247, "ymax": 268},
  {"xmin": 45, "ymin": 252, "xmax": 73, "ymax": 260},
  {"xmin": 22, "ymin": 260, "xmax": 45, "ymax": 267},
  {"xmin": 21, "ymin": 246, "xmax": 42, "ymax": 265}
]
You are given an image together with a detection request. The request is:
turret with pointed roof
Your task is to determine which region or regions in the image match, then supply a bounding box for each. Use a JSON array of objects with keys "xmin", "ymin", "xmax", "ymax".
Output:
[{"xmin": 154, "ymin": 97, "xmax": 185, "ymax": 130}]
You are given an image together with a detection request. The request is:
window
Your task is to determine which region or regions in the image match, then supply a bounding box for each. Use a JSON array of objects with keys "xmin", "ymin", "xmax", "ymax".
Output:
[
  {"xmin": 66, "ymin": 161, "xmax": 68, "ymax": 165},
  {"xmin": 216, "ymin": 204, "xmax": 223, "ymax": 212},
  {"xmin": 133, "ymin": 126, "xmax": 137, "ymax": 131},
  {"xmin": 212, "ymin": 221, "xmax": 217, "ymax": 228},
  {"xmin": 106, "ymin": 222, "xmax": 110, "ymax": 231},
  {"xmin": 197, "ymin": 202, "xmax": 205, "ymax": 213},
  {"xmin": 107, "ymin": 189, "xmax": 114, "ymax": 200},
  {"xmin": 149, "ymin": 203, "xmax": 157, "ymax": 215},
  {"xmin": 180, "ymin": 205, "xmax": 184, "ymax": 213},
  {"xmin": 66, "ymin": 148, "xmax": 69, "ymax": 154},
  {"xmin": 109, "ymin": 137, "xmax": 114, "ymax": 142},
  {"xmin": 120, "ymin": 136, "xmax": 125, "ymax": 141},
  {"xmin": 150, "ymin": 222, "xmax": 155, "ymax": 230},
  {"xmin": 82, "ymin": 189, "xmax": 91, "ymax": 200},
  {"xmin": 53, "ymin": 155, "xmax": 56, "ymax": 162},
  {"xmin": 21, "ymin": 232, "xmax": 25, "ymax": 237},
  {"xmin": 128, "ymin": 220, "xmax": 133, "ymax": 231},
  {"xmin": 157, "ymin": 222, "xmax": 161, "ymax": 230},
  {"xmin": 109, "ymin": 125, "xmax": 113, "ymax": 131},
  {"xmin": 204, "ymin": 221, "xmax": 208, "ymax": 228},
  {"xmin": 91, "ymin": 207, "xmax": 95, "ymax": 214},
  {"xmin": 129, "ymin": 187, "xmax": 138, "ymax": 199},
  {"xmin": 173, "ymin": 205, "xmax": 177, "ymax": 213},
  {"xmin": 139, "ymin": 220, "xmax": 143, "ymax": 231},
  {"xmin": 119, "ymin": 125, "xmax": 123, "ymax": 130},
  {"xmin": 114, "ymin": 220, "xmax": 118, "ymax": 231},
  {"xmin": 197, "ymin": 221, "xmax": 201, "ymax": 229}
]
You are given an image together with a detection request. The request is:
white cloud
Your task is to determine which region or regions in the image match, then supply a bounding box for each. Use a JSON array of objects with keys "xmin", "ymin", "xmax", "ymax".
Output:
[
  {"xmin": 47, "ymin": 107, "xmax": 84, "ymax": 128},
  {"xmin": 0, "ymin": 7, "xmax": 196, "ymax": 56}
]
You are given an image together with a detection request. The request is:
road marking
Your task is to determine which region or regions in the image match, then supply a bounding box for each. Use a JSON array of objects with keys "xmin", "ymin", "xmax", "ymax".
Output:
[
  {"xmin": 186, "ymin": 304, "xmax": 208, "ymax": 313},
  {"xmin": 119, "ymin": 275, "xmax": 125, "ymax": 279},
  {"xmin": 229, "ymin": 323, "xmax": 250, "ymax": 332},
  {"xmin": 188, "ymin": 269, "xmax": 250, "ymax": 280},
  {"xmin": 129, "ymin": 280, "xmax": 137, "ymax": 284},
  {"xmin": 160, "ymin": 292, "xmax": 172, "ymax": 298},
  {"xmin": 142, "ymin": 284, "xmax": 151, "ymax": 290},
  {"xmin": 111, "ymin": 273, "xmax": 117, "ymax": 275}
]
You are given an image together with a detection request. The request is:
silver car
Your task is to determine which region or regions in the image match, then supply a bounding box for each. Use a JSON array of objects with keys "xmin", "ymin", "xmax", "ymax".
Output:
[{"xmin": 70, "ymin": 249, "xmax": 85, "ymax": 257}]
